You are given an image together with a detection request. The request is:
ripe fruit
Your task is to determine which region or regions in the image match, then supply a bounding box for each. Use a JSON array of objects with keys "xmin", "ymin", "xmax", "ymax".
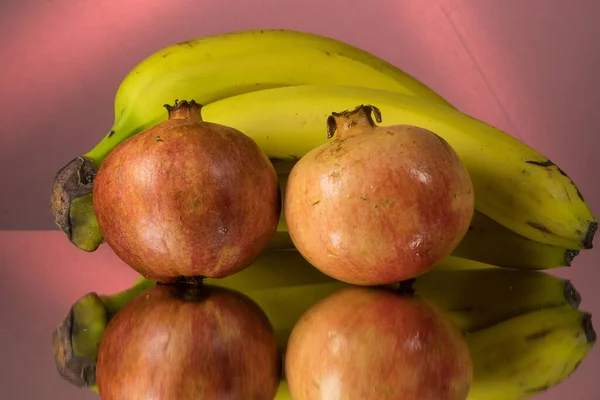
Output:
[
  {"xmin": 284, "ymin": 104, "xmax": 474, "ymax": 285},
  {"xmin": 96, "ymin": 283, "xmax": 281, "ymax": 400},
  {"xmin": 285, "ymin": 286, "xmax": 473, "ymax": 400},
  {"xmin": 93, "ymin": 100, "xmax": 281, "ymax": 283}
]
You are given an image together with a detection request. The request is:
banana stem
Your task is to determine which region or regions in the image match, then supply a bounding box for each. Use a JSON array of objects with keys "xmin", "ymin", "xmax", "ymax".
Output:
[{"xmin": 50, "ymin": 156, "xmax": 100, "ymax": 251}]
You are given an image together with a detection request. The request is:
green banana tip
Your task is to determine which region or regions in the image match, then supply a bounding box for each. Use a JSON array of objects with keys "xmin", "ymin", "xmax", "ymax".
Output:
[{"xmin": 52, "ymin": 302, "xmax": 98, "ymax": 388}]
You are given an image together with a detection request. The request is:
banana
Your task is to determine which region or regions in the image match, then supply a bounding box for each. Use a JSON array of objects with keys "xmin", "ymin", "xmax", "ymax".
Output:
[
  {"xmin": 466, "ymin": 305, "xmax": 596, "ymax": 400},
  {"xmin": 202, "ymin": 250, "xmax": 335, "ymax": 292},
  {"xmin": 197, "ymin": 85, "xmax": 596, "ymax": 249},
  {"xmin": 51, "ymin": 28, "xmax": 451, "ymax": 251},
  {"xmin": 100, "ymin": 29, "xmax": 452, "ymax": 165}
]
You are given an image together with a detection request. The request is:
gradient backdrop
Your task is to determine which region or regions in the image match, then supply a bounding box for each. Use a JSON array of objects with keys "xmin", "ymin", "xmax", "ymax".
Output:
[{"xmin": 1, "ymin": 0, "xmax": 599, "ymax": 398}]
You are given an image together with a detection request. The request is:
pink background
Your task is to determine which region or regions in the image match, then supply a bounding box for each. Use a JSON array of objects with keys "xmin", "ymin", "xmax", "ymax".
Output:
[{"xmin": 0, "ymin": 0, "xmax": 598, "ymax": 398}]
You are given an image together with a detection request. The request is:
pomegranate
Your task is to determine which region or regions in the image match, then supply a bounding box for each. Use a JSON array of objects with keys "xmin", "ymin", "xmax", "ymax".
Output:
[
  {"xmin": 284, "ymin": 104, "xmax": 474, "ymax": 285},
  {"xmin": 96, "ymin": 283, "xmax": 281, "ymax": 400},
  {"xmin": 285, "ymin": 286, "xmax": 473, "ymax": 400},
  {"xmin": 93, "ymin": 100, "xmax": 280, "ymax": 283}
]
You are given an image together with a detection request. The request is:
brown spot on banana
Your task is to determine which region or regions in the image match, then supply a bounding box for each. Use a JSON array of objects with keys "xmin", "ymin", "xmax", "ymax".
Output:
[
  {"xmin": 526, "ymin": 159, "xmax": 586, "ymax": 201},
  {"xmin": 525, "ymin": 159, "xmax": 555, "ymax": 167},
  {"xmin": 525, "ymin": 329, "xmax": 553, "ymax": 341},
  {"xmin": 526, "ymin": 221, "xmax": 554, "ymax": 234}
]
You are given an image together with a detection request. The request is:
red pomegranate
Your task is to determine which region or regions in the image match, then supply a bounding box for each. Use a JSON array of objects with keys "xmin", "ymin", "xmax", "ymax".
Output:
[
  {"xmin": 284, "ymin": 104, "xmax": 474, "ymax": 285},
  {"xmin": 93, "ymin": 100, "xmax": 281, "ymax": 283}
]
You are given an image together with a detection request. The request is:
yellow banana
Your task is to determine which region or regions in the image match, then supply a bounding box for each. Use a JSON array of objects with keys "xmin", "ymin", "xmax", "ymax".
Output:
[
  {"xmin": 99, "ymin": 29, "xmax": 452, "ymax": 161},
  {"xmin": 199, "ymin": 85, "xmax": 596, "ymax": 249},
  {"xmin": 466, "ymin": 305, "xmax": 596, "ymax": 400},
  {"xmin": 202, "ymin": 250, "xmax": 335, "ymax": 291},
  {"xmin": 51, "ymin": 29, "xmax": 451, "ymax": 251}
]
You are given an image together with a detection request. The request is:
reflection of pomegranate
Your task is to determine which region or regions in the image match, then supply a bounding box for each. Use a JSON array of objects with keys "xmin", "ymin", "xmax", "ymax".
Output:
[
  {"xmin": 286, "ymin": 286, "xmax": 473, "ymax": 400},
  {"xmin": 285, "ymin": 105, "xmax": 474, "ymax": 285},
  {"xmin": 94, "ymin": 100, "xmax": 280, "ymax": 283},
  {"xmin": 96, "ymin": 284, "xmax": 281, "ymax": 400}
]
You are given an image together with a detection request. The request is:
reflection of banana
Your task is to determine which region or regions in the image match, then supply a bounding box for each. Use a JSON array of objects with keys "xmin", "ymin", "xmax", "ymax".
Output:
[
  {"xmin": 201, "ymin": 85, "xmax": 596, "ymax": 249},
  {"xmin": 453, "ymin": 211, "xmax": 579, "ymax": 269},
  {"xmin": 51, "ymin": 28, "xmax": 450, "ymax": 252},
  {"xmin": 466, "ymin": 305, "xmax": 596, "ymax": 400},
  {"xmin": 84, "ymin": 305, "xmax": 595, "ymax": 400},
  {"xmin": 274, "ymin": 381, "xmax": 293, "ymax": 400},
  {"xmin": 413, "ymin": 256, "xmax": 581, "ymax": 333},
  {"xmin": 245, "ymin": 281, "xmax": 350, "ymax": 350},
  {"xmin": 100, "ymin": 277, "xmax": 156, "ymax": 317},
  {"xmin": 53, "ymin": 253, "xmax": 592, "ymax": 400}
]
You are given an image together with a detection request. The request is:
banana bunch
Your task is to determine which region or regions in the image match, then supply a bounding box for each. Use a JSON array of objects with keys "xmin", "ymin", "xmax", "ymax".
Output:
[
  {"xmin": 50, "ymin": 28, "xmax": 452, "ymax": 252},
  {"xmin": 52, "ymin": 252, "xmax": 595, "ymax": 399},
  {"xmin": 50, "ymin": 29, "xmax": 596, "ymax": 267}
]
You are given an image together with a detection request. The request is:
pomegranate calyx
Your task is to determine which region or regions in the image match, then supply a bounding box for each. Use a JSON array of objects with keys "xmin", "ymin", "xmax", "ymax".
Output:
[
  {"xmin": 326, "ymin": 104, "xmax": 382, "ymax": 139},
  {"xmin": 164, "ymin": 99, "xmax": 204, "ymax": 121}
]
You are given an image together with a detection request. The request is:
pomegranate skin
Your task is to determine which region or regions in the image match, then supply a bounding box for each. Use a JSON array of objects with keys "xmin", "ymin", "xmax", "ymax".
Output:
[
  {"xmin": 96, "ymin": 284, "xmax": 281, "ymax": 400},
  {"xmin": 284, "ymin": 105, "xmax": 474, "ymax": 285},
  {"xmin": 285, "ymin": 287, "xmax": 473, "ymax": 400},
  {"xmin": 93, "ymin": 101, "xmax": 281, "ymax": 283}
]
